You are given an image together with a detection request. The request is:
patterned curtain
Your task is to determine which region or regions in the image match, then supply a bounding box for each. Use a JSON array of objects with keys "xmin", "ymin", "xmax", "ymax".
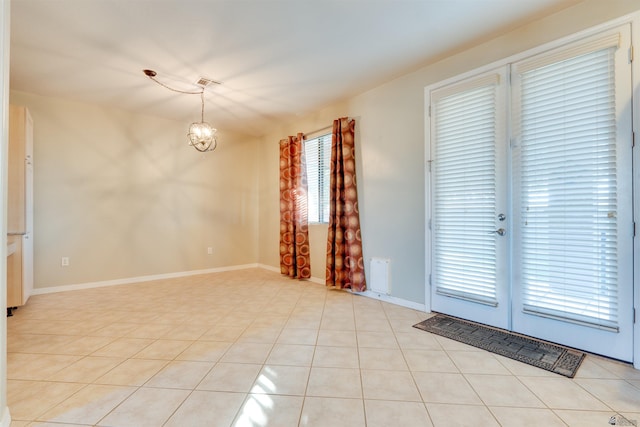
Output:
[
  {"xmin": 279, "ymin": 134, "xmax": 311, "ymax": 279},
  {"xmin": 326, "ymin": 118, "xmax": 366, "ymax": 292}
]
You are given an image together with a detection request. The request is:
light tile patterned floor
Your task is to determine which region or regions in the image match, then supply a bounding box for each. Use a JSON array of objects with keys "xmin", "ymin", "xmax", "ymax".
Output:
[{"xmin": 6, "ymin": 268, "xmax": 640, "ymax": 426}]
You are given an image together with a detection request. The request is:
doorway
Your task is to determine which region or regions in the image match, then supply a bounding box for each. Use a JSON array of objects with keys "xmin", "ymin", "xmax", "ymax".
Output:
[{"xmin": 427, "ymin": 25, "xmax": 634, "ymax": 362}]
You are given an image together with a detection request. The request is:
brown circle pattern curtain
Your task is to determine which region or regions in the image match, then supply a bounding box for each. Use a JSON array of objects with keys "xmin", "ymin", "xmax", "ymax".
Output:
[
  {"xmin": 279, "ymin": 134, "xmax": 311, "ymax": 279},
  {"xmin": 326, "ymin": 118, "xmax": 366, "ymax": 292}
]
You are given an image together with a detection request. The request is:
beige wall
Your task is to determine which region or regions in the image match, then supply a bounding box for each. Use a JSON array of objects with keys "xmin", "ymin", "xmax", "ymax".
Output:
[
  {"xmin": 8, "ymin": 0, "xmax": 640, "ymax": 303},
  {"xmin": 10, "ymin": 91, "xmax": 260, "ymax": 289},
  {"xmin": 257, "ymin": 0, "xmax": 640, "ymax": 305}
]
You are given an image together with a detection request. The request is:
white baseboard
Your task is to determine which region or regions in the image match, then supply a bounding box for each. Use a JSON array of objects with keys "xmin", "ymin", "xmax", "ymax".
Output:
[
  {"xmin": 0, "ymin": 407, "xmax": 10, "ymax": 427},
  {"xmin": 257, "ymin": 264, "xmax": 325, "ymax": 284},
  {"xmin": 257, "ymin": 263, "xmax": 279, "ymax": 274},
  {"xmin": 31, "ymin": 263, "xmax": 427, "ymax": 314},
  {"xmin": 308, "ymin": 276, "xmax": 324, "ymax": 285},
  {"xmin": 356, "ymin": 290, "xmax": 427, "ymax": 312},
  {"xmin": 259, "ymin": 263, "xmax": 426, "ymax": 311},
  {"xmin": 32, "ymin": 264, "xmax": 259, "ymax": 295}
]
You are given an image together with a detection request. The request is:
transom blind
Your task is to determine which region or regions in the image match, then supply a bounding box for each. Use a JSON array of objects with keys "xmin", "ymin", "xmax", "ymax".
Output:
[
  {"xmin": 517, "ymin": 44, "xmax": 619, "ymax": 330},
  {"xmin": 304, "ymin": 134, "xmax": 331, "ymax": 223},
  {"xmin": 433, "ymin": 80, "xmax": 499, "ymax": 305}
]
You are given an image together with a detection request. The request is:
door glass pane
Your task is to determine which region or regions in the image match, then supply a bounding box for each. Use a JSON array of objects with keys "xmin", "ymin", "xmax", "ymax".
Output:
[
  {"xmin": 433, "ymin": 83, "xmax": 498, "ymax": 305},
  {"xmin": 517, "ymin": 46, "xmax": 619, "ymax": 330}
]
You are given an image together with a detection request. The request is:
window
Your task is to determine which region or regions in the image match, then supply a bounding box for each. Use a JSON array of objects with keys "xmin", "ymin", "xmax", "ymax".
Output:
[{"xmin": 304, "ymin": 133, "xmax": 331, "ymax": 223}]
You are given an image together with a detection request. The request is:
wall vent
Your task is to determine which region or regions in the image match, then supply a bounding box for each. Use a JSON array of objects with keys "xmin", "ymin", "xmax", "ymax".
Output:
[
  {"xmin": 195, "ymin": 77, "xmax": 222, "ymax": 88},
  {"xmin": 370, "ymin": 258, "xmax": 390, "ymax": 294}
]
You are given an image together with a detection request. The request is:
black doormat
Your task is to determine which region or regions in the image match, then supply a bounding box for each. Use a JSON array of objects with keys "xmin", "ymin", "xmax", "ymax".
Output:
[{"xmin": 413, "ymin": 314, "xmax": 586, "ymax": 378}]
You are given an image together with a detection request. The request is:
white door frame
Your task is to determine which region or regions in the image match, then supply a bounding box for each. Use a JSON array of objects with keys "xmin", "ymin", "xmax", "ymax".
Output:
[{"xmin": 425, "ymin": 12, "xmax": 640, "ymax": 369}]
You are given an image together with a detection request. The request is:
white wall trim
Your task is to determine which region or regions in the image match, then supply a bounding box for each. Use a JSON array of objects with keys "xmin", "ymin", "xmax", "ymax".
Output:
[
  {"xmin": 631, "ymin": 12, "xmax": 640, "ymax": 371},
  {"xmin": 356, "ymin": 290, "xmax": 427, "ymax": 312},
  {"xmin": 257, "ymin": 263, "xmax": 279, "ymax": 274},
  {"xmin": 33, "ymin": 263, "xmax": 427, "ymax": 316},
  {"xmin": 0, "ymin": 407, "xmax": 10, "ymax": 427},
  {"xmin": 308, "ymin": 276, "xmax": 324, "ymax": 285},
  {"xmin": 258, "ymin": 263, "xmax": 426, "ymax": 311},
  {"xmin": 257, "ymin": 263, "xmax": 325, "ymax": 285},
  {"xmin": 32, "ymin": 264, "xmax": 259, "ymax": 295}
]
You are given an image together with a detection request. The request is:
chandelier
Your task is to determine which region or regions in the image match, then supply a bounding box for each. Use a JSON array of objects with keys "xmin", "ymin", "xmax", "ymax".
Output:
[{"xmin": 143, "ymin": 69, "xmax": 218, "ymax": 152}]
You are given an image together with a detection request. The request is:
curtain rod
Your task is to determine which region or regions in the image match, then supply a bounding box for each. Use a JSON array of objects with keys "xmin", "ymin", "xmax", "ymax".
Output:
[
  {"xmin": 291, "ymin": 117, "xmax": 353, "ymax": 139},
  {"xmin": 303, "ymin": 124, "xmax": 332, "ymax": 138}
]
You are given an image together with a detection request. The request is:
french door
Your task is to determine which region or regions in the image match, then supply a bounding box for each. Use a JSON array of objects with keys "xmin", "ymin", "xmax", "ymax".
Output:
[
  {"xmin": 429, "ymin": 69, "xmax": 510, "ymax": 330},
  {"xmin": 428, "ymin": 25, "xmax": 634, "ymax": 361}
]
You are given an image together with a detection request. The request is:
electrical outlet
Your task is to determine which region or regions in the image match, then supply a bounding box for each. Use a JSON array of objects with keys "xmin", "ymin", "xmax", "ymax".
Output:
[
  {"xmin": 61, "ymin": 257, "xmax": 69, "ymax": 267},
  {"xmin": 207, "ymin": 247, "xmax": 213, "ymax": 255}
]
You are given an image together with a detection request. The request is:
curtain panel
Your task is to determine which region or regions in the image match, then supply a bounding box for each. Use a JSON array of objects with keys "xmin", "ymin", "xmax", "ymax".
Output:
[
  {"xmin": 326, "ymin": 118, "xmax": 366, "ymax": 292},
  {"xmin": 279, "ymin": 134, "xmax": 311, "ymax": 279}
]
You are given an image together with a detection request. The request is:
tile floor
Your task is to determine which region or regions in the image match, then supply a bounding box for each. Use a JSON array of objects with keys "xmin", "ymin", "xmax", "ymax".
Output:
[{"xmin": 6, "ymin": 268, "xmax": 640, "ymax": 426}]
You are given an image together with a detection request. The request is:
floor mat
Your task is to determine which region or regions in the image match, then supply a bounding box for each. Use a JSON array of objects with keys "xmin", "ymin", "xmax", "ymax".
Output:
[{"xmin": 413, "ymin": 313, "xmax": 586, "ymax": 378}]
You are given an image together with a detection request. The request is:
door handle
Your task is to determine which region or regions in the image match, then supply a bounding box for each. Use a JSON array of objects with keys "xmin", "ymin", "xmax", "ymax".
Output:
[{"xmin": 489, "ymin": 228, "xmax": 506, "ymax": 236}]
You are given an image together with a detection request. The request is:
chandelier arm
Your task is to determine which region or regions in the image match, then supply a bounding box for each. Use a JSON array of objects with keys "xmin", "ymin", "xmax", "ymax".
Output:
[
  {"xmin": 193, "ymin": 142, "xmax": 210, "ymax": 152},
  {"xmin": 145, "ymin": 72, "xmax": 203, "ymax": 95}
]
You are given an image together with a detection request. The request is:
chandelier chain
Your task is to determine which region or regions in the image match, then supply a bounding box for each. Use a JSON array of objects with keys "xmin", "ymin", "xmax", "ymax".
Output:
[
  {"xmin": 200, "ymin": 91, "xmax": 205, "ymax": 122},
  {"xmin": 145, "ymin": 72, "xmax": 203, "ymax": 96}
]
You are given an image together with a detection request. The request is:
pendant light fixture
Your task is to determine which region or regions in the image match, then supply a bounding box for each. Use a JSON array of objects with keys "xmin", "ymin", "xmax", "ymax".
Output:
[{"xmin": 143, "ymin": 69, "xmax": 219, "ymax": 152}]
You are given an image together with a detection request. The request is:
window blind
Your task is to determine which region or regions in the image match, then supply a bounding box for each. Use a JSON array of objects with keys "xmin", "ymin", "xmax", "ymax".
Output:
[
  {"xmin": 433, "ymin": 80, "xmax": 499, "ymax": 306},
  {"xmin": 516, "ymin": 44, "xmax": 620, "ymax": 331},
  {"xmin": 304, "ymin": 134, "xmax": 331, "ymax": 223}
]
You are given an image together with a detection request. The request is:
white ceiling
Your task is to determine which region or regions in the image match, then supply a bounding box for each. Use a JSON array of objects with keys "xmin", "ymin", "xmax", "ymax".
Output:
[{"xmin": 10, "ymin": 0, "xmax": 580, "ymax": 137}]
